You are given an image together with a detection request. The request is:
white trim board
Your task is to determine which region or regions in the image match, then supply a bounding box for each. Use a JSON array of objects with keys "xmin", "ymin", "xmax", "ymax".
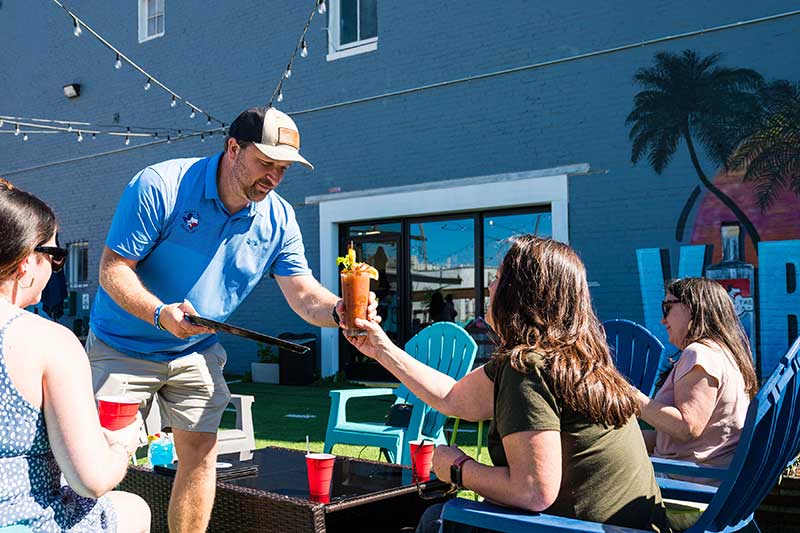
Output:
[{"xmin": 311, "ymin": 165, "xmax": 584, "ymax": 376}]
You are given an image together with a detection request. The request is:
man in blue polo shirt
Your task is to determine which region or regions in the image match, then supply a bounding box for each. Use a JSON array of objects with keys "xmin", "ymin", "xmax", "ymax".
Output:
[{"xmin": 87, "ymin": 107, "xmax": 377, "ymax": 533}]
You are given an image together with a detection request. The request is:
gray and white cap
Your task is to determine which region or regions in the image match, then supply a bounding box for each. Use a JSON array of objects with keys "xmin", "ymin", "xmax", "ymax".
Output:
[{"xmin": 228, "ymin": 107, "xmax": 313, "ymax": 170}]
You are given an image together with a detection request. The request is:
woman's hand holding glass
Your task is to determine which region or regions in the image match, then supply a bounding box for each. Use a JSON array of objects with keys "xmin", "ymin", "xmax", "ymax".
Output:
[{"xmin": 343, "ymin": 317, "xmax": 393, "ymax": 360}]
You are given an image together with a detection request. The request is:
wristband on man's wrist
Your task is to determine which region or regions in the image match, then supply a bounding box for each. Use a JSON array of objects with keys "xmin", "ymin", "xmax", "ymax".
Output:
[
  {"xmin": 154, "ymin": 304, "xmax": 166, "ymax": 330},
  {"xmin": 331, "ymin": 301, "xmax": 341, "ymax": 326}
]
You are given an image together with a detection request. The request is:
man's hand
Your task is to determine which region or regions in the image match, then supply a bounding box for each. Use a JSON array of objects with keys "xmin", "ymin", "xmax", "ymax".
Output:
[{"xmin": 158, "ymin": 300, "xmax": 215, "ymax": 339}]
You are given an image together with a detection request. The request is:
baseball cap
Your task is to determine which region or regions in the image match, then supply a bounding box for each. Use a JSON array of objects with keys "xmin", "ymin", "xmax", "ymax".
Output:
[{"xmin": 228, "ymin": 107, "xmax": 313, "ymax": 170}]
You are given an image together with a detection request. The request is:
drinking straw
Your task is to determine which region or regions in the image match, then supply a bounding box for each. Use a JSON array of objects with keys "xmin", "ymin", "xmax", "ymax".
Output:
[{"xmin": 306, "ymin": 435, "xmax": 310, "ymax": 455}]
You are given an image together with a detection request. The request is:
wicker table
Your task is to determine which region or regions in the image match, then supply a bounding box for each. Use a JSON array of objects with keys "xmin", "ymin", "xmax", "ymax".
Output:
[{"xmin": 119, "ymin": 446, "xmax": 452, "ymax": 533}]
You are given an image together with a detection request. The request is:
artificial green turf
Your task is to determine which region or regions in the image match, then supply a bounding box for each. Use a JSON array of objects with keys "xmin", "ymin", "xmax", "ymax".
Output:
[{"xmin": 222, "ymin": 381, "xmax": 491, "ymax": 464}]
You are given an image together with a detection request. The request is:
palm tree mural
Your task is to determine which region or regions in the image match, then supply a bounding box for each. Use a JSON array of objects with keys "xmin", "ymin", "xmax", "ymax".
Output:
[
  {"xmin": 626, "ymin": 50, "xmax": 763, "ymax": 246},
  {"xmin": 726, "ymin": 80, "xmax": 800, "ymax": 211}
]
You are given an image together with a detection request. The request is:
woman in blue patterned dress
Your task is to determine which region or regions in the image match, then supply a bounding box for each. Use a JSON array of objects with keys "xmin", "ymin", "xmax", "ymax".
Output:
[{"xmin": 0, "ymin": 178, "xmax": 150, "ymax": 532}]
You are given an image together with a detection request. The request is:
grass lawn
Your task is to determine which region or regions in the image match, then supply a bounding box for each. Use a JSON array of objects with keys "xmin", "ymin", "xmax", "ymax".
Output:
[{"xmin": 221, "ymin": 381, "xmax": 491, "ymax": 465}]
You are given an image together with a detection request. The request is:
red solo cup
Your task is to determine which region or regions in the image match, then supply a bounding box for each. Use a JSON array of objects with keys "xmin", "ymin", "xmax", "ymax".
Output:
[
  {"xmin": 306, "ymin": 453, "xmax": 335, "ymax": 502},
  {"xmin": 97, "ymin": 395, "xmax": 140, "ymax": 431},
  {"xmin": 409, "ymin": 440, "xmax": 435, "ymax": 482}
]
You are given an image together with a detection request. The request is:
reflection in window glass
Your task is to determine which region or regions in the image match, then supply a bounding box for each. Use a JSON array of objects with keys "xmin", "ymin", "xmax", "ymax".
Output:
[
  {"xmin": 67, "ymin": 241, "xmax": 89, "ymax": 289},
  {"xmin": 339, "ymin": 0, "xmax": 358, "ymax": 45},
  {"xmin": 409, "ymin": 219, "xmax": 475, "ymax": 335},
  {"xmin": 482, "ymin": 211, "xmax": 552, "ymax": 308},
  {"xmin": 360, "ymin": 0, "xmax": 378, "ymax": 39}
]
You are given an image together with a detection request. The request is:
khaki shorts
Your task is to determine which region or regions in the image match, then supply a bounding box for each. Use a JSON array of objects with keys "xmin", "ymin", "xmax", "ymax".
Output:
[{"xmin": 86, "ymin": 329, "xmax": 231, "ymax": 434}]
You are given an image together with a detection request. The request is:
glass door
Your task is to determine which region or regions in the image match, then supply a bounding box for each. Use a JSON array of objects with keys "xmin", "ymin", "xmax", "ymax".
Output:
[{"xmin": 338, "ymin": 223, "xmax": 401, "ymax": 381}]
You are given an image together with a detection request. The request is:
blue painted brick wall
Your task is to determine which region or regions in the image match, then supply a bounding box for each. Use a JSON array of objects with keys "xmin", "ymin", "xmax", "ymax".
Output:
[{"xmin": 1, "ymin": 1, "xmax": 798, "ymax": 372}]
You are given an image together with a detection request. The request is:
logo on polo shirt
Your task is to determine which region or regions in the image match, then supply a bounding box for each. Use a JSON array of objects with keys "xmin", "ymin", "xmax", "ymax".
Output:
[{"xmin": 182, "ymin": 210, "xmax": 200, "ymax": 232}]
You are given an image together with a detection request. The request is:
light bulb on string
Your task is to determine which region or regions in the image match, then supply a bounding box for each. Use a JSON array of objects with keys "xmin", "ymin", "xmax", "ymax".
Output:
[
  {"xmin": 124, "ymin": 135, "xmax": 130, "ymax": 146},
  {"xmin": 14, "ymin": 124, "xmax": 20, "ymax": 136},
  {"xmin": 317, "ymin": 0, "xmax": 326, "ymax": 15},
  {"xmin": 114, "ymin": 54, "xmax": 123, "ymax": 70},
  {"xmin": 301, "ymin": 40, "xmax": 308, "ymax": 58},
  {"xmin": 277, "ymin": 90, "xmax": 284, "ymax": 103},
  {"xmin": 22, "ymin": 133, "xmax": 29, "ymax": 141},
  {"xmin": 144, "ymin": 78, "xmax": 151, "ymax": 91},
  {"xmin": 170, "ymin": 96, "xmax": 177, "ymax": 108},
  {"xmin": 200, "ymin": 134, "xmax": 205, "ymax": 143},
  {"xmin": 0, "ymin": 119, "xmax": 4, "ymax": 127},
  {"xmin": 189, "ymin": 107, "xmax": 196, "ymax": 119},
  {"xmin": 92, "ymin": 133, "xmax": 96, "ymax": 140},
  {"xmin": 166, "ymin": 135, "xmax": 171, "ymax": 144},
  {"xmin": 73, "ymin": 18, "xmax": 82, "ymax": 37},
  {"xmin": 285, "ymin": 66, "xmax": 292, "ymax": 79},
  {"xmin": 206, "ymin": 115, "xmax": 211, "ymax": 126},
  {"xmin": 67, "ymin": 124, "xmax": 73, "ymax": 132},
  {"xmin": 77, "ymin": 131, "xmax": 83, "ymax": 142}
]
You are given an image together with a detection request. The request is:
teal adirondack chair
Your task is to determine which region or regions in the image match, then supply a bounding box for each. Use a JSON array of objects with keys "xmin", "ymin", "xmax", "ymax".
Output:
[{"xmin": 323, "ymin": 322, "xmax": 477, "ymax": 465}]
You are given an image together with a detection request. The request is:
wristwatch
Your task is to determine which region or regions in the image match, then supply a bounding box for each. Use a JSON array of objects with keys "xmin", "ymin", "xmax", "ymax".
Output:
[
  {"xmin": 450, "ymin": 455, "xmax": 473, "ymax": 488},
  {"xmin": 331, "ymin": 302, "xmax": 341, "ymax": 326}
]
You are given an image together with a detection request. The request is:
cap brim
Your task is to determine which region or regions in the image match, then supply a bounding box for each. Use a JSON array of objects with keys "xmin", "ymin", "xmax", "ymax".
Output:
[{"xmin": 254, "ymin": 143, "xmax": 314, "ymax": 170}]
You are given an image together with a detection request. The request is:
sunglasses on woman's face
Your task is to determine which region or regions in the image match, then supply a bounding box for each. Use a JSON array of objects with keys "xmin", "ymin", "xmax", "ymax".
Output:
[
  {"xmin": 34, "ymin": 246, "xmax": 68, "ymax": 273},
  {"xmin": 661, "ymin": 299, "xmax": 681, "ymax": 319}
]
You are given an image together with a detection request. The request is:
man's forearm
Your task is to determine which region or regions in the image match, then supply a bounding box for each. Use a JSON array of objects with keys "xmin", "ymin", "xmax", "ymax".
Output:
[
  {"xmin": 296, "ymin": 286, "xmax": 340, "ymax": 327},
  {"xmin": 100, "ymin": 260, "xmax": 162, "ymax": 325}
]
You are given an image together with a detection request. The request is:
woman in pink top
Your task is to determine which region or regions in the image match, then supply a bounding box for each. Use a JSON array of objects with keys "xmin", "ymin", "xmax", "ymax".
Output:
[{"xmin": 637, "ymin": 277, "xmax": 758, "ymax": 485}]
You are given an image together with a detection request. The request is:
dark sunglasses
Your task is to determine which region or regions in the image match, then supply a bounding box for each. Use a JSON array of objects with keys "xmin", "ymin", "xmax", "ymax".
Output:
[
  {"xmin": 34, "ymin": 246, "xmax": 68, "ymax": 272},
  {"xmin": 661, "ymin": 299, "xmax": 681, "ymax": 319}
]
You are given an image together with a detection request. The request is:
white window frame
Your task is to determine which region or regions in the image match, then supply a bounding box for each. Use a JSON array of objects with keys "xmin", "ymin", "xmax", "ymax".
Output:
[
  {"xmin": 67, "ymin": 241, "xmax": 89, "ymax": 289},
  {"xmin": 307, "ymin": 164, "xmax": 587, "ymax": 376},
  {"xmin": 326, "ymin": 0, "xmax": 378, "ymax": 61},
  {"xmin": 138, "ymin": 0, "xmax": 165, "ymax": 43}
]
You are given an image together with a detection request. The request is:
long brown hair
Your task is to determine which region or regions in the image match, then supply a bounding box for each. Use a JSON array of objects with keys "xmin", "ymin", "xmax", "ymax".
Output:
[
  {"xmin": 666, "ymin": 277, "xmax": 758, "ymax": 398},
  {"xmin": 491, "ymin": 235, "xmax": 638, "ymax": 428},
  {"xmin": 0, "ymin": 177, "xmax": 57, "ymax": 280}
]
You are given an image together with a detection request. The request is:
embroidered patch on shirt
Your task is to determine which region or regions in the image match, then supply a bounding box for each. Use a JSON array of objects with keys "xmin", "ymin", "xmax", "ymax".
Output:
[{"xmin": 182, "ymin": 210, "xmax": 200, "ymax": 232}]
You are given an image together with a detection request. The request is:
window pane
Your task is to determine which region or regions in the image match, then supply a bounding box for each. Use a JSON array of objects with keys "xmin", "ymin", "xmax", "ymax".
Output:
[
  {"xmin": 156, "ymin": 14, "xmax": 164, "ymax": 34},
  {"xmin": 147, "ymin": 0, "xmax": 156, "ymax": 17},
  {"xmin": 409, "ymin": 218, "xmax": 475, "ymax": 336},
  {"xmin": 339, "ymin": 0, "xmax": 358, "ymax": 45},
  {"xmin": 483, "ymin": 211, "xmax": 552, "ymax": 305},
  {"xmin": 68, "ymin": 242, "xmax": 89, "ymax": 289},
  {"xmin": 148, "ymin": 17, "xmax": 157, "ymax": 36},
  {"xmin": 359, "ymin": 0, "xmax": 377, "ymax": 39}
]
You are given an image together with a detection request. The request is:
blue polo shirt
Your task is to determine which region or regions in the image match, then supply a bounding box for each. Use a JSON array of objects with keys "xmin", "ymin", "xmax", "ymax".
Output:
[{"xmin": 90, "ymin": 153, "xmax": 312, "ymax": 360}]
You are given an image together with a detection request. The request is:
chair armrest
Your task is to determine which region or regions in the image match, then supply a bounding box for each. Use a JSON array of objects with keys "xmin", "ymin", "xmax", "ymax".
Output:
[
  {"xmin": 657, "ymin": 477, "xmax": 717, "ymax": 504},
  {"xmin": 228, "ymin": 394, "xmax": 255, "ymax": 439},
  {"xmin": 651, "ymin": 457, "xmax": 727, "ymax": 479},
  {"xmin": 441, "ymin": 499, "xmax": 652, "ymax": 533},
  {"xmin": 327, "ymin": 388, "xmax": 396, "ymax": 427},
  {"xmin": 329, "ymin": 388, "xmax": 395, "ymax": 399}
]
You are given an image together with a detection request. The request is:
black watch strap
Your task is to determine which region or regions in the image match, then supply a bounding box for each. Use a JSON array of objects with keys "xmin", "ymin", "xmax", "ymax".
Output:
[
  {"xmin": 450, "ymin": 455, "xmax": 472, "ymax": 487},
  {"xmin": 332, "ymin": 303, "xmax": 341, "ymax": 325}
]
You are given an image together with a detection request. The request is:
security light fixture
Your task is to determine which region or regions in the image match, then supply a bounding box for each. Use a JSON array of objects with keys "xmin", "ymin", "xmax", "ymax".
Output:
[{"xmin": 63, "ymin": 83, "xmax": 81, "ymax": 99}]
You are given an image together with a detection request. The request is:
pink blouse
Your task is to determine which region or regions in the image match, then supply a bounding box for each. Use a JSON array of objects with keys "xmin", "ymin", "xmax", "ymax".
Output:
[{"xmin": 653, "ymin": 340, "xmax": 750, "ymax": 482}]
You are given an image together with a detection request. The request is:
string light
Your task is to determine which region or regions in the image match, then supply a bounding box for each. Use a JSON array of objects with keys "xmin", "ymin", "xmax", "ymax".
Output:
[
  {"xmin": 14, "ymin": 124, "xmax": 20, "ymax": 136},
  {"xmin": 22, "ymin": 133, "xmax": 29, "ymax": 141},
  {"xmin": 170, "ymin": 96, "xmax": 177, "ymax": 108},
  {"xmin": 206, "ymin": 115, "xmax": 211, "ymax": 125},
  {"xmin": 77, "ymin": 131, "xmax": 83, "ymax": 142},
  {"xmin": 50, "ymin": 0, "xmax": 227, "ymax": 129},
  {"xmin": 268, "ymin": 0, "xmax": 324, "ymax": 107},
  {"xmin": 67, "ymin": 123, "xmax": 73, "ymax": 132},
  {"xmin": 0, "ymin": 119, "xmax": 4, "ymax": 127},
  {"xmin": 124, "ymin": 135, "xmax": 130, "ymax": 145},
  {"xmin": 92, "ymin": 132, "xmax": 96, "ymax": 140},
  {"xmin": 200, "ymin": 134, "xmax": 205, "ymax": 142},
  {"xmin": 189, "ymin": 106, "xmax": 196, "ymax": 119},
  {"xmin": 166, "ymin": 135, "xmax": 171, "ymax": 144}
]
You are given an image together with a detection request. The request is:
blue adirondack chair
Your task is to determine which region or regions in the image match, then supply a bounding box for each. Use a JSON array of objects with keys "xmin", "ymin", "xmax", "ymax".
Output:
[
  {"xmin": 604, "ymin": 319, "xmax": 665, "ymax": 397},
  {"xmin": 440, "ymin": 335, "xmax": 800, "ymax": 532},
  {"xmin": 323, "ymin": 322, "xmax": 477, "ymax": 465},
  {"xmin": 0, "ymin": 526, "xmax": 33, "ymax": 532}
]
